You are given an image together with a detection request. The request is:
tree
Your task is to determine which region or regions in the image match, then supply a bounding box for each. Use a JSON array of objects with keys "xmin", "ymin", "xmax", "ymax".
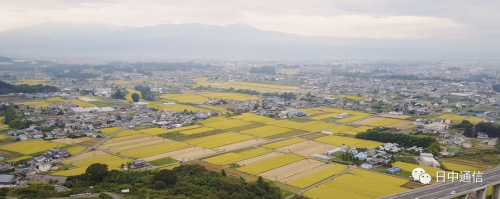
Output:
[
  {"xmin": 151, "ymin": 170, "xmax": 177, "ymax": 187},
  {"xmin": 221, "ymin": 169, "xmax": 227, "ymax": 177},
  {"xmin": 4, "ymin": 106, "xmax": 16, "ymax": 124},
  {"xmin": 153, "ymin": 181, "xmax": 167, "ymax": 190},
  {"xmin": 85, "ymin": 163, "xmax": 109, "ymax": 183},
  {"xmin": 111, "ymin": 89, "xmax": 127, "ymax": 100},
  {"xmin": 9, "ymin": 119, "xmax": 25, "ymax": 129},
  {"xmin": 428, "ymin": 141, "xmax": 440, "ymax": 156},
  {"xmin": 131, "ymin": 93, "xmax": 140, "ymax": 102}
]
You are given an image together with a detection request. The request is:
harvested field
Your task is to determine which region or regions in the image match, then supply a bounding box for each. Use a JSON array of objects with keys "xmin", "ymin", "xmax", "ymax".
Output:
[
  {"xmin": 51, "ymin": 137, "xmax": 91, "ymax": 145},
  {"xmin": 235, "ymin": 152, "xmax": 282, "ymax": 166},
  {"xmin": 185, "ymin": 160, "xmax": 247, "ymax": 178},
  {"xmin": 237, "ymin": 154, "xmax": 303, "ymax": 175},
  {"xmin": 440, "ymin": 158, "xmax": 490, "ymax": 170},
  {"xmin": 356, "ymin": 117, "xmax": 401, "ymax": 127},
  {"xmin": 262, "ymin": 137, "xmax": 306, "ymax": 149},
  {"xmin": 379, "ymin": 114, "xmax": 410, "ymax": 119},
  {"xmin": 240, "ymin": 126, "xmax": 293, "ymax": 137},
  {"xmin": 386, "ymin": 120, "xmax": 414, "ymax": 129},
  {"xmin": 276, "ymin": 141, "xmax": 336, "ymax": 157},
  {"xmin": 212, "ymin": 138, "xmax": 267, "ymax": 152},
  {"xmin": 259, "ymin": 159, "xmax": 325, "ymax": 182},
  {"xmin": 281, "ymin": 164, "xmax": 333, "ymax": 183},
  {"xmin": 287, "ymin": 164, "xmax": 348, "ymax": 188},
  {"xmin": 205, "ymin": 148, "xmax": 271, "ymax": 166},
  {"xmin": 141, "ymin": 147, "xmax": 216, "ymax": 162}
]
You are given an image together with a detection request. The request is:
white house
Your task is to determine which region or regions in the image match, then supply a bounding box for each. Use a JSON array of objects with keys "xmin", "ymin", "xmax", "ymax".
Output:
[
  {"xmin": 420, "ymin": 153, "xmax": 440, "ymax": 167},
  {"xmin": 38, "ymin": 163, "xmax": 51, "ymax": 172}
]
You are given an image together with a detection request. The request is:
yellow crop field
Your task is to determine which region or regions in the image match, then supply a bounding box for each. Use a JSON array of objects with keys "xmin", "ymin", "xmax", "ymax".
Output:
[
  {"xmin": 14, "ymin": 79, "xmax": 52, "ymax": 86},
  {"xmin": 197, "ymin": 117, "xmax": 228, "ymax": 125},
  {"xmin": 10, "ymin": 155, "xmax": 32, "ymax": 162},
  {"xmin": 311, "ymin": 113, "xmax": 340, "ymax": 120},
  {"xmin": 160, "ymin": 164, "xmax": 180, "ymax": 170},
  {"xmin": 1, "ymin": 140, "xmax": 66, "ymax": 154},
  {"xmin": 351, "ymin": 126, "xmax": 373, "ymax": 132},
  {"xmin": 65, "ymin": 146, "xmax": 86, "ymax": 155},
  {"xmin": 336, "ymin": 114, "xmax": 372, "ymax": 123},
  {"xmin": 77, "ymin": 95, "xmax": 104, "ymax": 102},
  {"xmin": 441, "ymin": 162, "xmax": 485, "ymax": 172},
  {"xmin": 71, "ymin": 100, "xmax": 95, "ymax": 107},
  {"xmin": 186, "ymin": 132, "xmax": 254, "ymax": 148},
  {"xmin": 107, "ymin": 78, "xmax": 148, "ymax": 85},
  {"xmin": 304, "ymin": 169, "xmax": 409, "ymax": 199},
  {"xmin": 138, "ymin": 127, "xmax": 173, "ymax": 135},
  {"xmin": 325, "ymin": 126, "xmax": 355, "ymax": 134},
  {"xmin": 262, "ymin": 138, "xmax": 306, "ymax": 149},
  {"xmin": 465, "ymin": 117, "xmax": 484, "ymax": 124},
  {"xmin": 53, "ymin": 151, "xmax": 128, "ymax": 176},
  {"xmin": 288, "ymin": 165, "xmax": 348, "ymax": 188},
  {"xmin": 301, "ymin": 121, "xmax": 339, "ymax": 131},
  {"xmin": 237, "ymin": 154, "xmax": 303, "ymax": 175},
  {"xmin": 205, "ymin": 148, "xmax": 271, "ymax": 165},
  {"xmin": 160, "ymin": 94, "xmax": 210, "ymax": 104},
  {"xmin": 298, "ymin": 109, "xmax": 325, "ymax": 116},
  {"xmin": 179, "ymin": 127, "xmax": 215, "ymax": 135},
  {"xmin": 393, "ymin": 161, "xmax": 444, "ymax": 177},
  {"xmin": 448, "ymin": 115, "xmax": 466, "ymax": 121},
  {"xmin": 114, "ymin": 129, "xmax": 141, "ymax": 138},
  {"xmin": 359, "ymin": 117, "xmax": 401, "ymax": 127},
  {"xmin": 15, "ymin": 101, "xmax": 50, "ymax": 108},
  {"xmin": 120, "ymin": 141, "xmax": 189, "ymax": 159},
  {"xmin": 195, "ymin": 80, "xmax": 300, "ymax": 93},
  {"xmin": 203, "ymin": 119, "xmax": 254, "ymax": 130},
  {"xmin": 0, "ymin": 134, "xmax": 8, "ymax": 140},
  {"xmin": 99, "ymin": 127, "xmax": 122, "ymax": 136},
  {"xmin": 315, "ymin": 135, "xmax": 383, "ymax": 149},
  {"xmin": 47, "ymin": 97, "xmax": 67, "ymax": 103},
  {"xmin": 198, "ymin": 105, "xmax": 227, "ymax": 112},
  {"xmin": 241, "ymin": 126, "xmax": 292, "ymax": 137},
  {"xmin": 124, "ymin": 88, "xmax": 143, "ymax": 102},
  {"xmin": 198, "ymin": 92, "xmax": 261, "ymax": 101},
  {"xmin": 436, "ymin": 114, "xmax": 453, "ymax": 119},
  {"xmin": 231, "ymin": 113, "xmax": 276, "ymax": 123}
]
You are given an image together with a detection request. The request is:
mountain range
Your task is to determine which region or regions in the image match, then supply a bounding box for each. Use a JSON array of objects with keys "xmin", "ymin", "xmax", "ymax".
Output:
[{"xmin": 0, "ymin": 23, "xmax": 498, "ymax": 60}]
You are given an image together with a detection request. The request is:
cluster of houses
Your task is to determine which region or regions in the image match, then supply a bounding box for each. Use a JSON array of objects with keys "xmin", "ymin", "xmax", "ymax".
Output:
[
  {"xmin": 318, "ymin": 144, "xmax": 394, "ymax": 168},
  {"xmin": 121, "ymin": 160, "xmax": 150, "ymax": 170}
]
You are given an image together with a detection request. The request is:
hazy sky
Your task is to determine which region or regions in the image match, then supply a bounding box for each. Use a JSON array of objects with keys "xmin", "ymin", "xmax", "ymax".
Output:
[{"xmin": 1, "ymin": 0, "xmax": 499, "ymax": 39}]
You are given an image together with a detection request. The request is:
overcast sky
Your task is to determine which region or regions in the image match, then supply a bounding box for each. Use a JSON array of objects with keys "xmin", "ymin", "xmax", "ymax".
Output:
[{"xmin": 1, "ymin": 0, "xmax": 499, "ymax": 39}]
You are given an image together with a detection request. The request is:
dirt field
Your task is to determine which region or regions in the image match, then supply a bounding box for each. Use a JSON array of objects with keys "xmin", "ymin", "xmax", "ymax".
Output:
[
  {"xmin": 379, "ymin": 114, "xmax": 410, "ymax": 119},
  {"xmin": 276, "ymin": 140, "xmax": 336, "ymax": 157},
  {"xmin": 185, "ymin": 160, "xmax": 248, "ymax": 178},
  {"xmin": 440, "ymin": 158, "xmax": 491, "ymax": 170},
  {"xmin": 212, "ymin": 138, "xmax": 267, "ymax": 152},
  {"xmin": 76, "ymin": 138, "xmax": 104, "ymax": 147},
  {"xmin": 259, "ymin": 159, "xmax": 325, "ymax": 182},
  {"xmin": 280, "ymin": 164, "xmax": 334, "ymax": 183},
  {"xmin": 235, "ymin": 152, "xmax": 282, "ymax": 166},
  {"xmin": 353, "ymin": 117, "xmax": 381, "ymax": 125}
]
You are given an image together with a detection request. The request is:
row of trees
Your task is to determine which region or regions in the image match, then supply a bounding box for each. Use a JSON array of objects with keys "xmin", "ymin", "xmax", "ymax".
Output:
[
  {"xmin": 452, "ymin": 120, "xmax": 500, "ymax": 138},
  {"xmin": 356, "ymin": 128, "xmax": 437, "ymax": 148},
  {"xmin": 134, "ymin": 85, "xmax": 156, "ymax": 101},
  {"xmin": 61, "ymin": 163, "xmax": 283, "ymax": 199},
  {"xmin": 0, "ymin": 80, "xmax": 59, "ymax": 94}
]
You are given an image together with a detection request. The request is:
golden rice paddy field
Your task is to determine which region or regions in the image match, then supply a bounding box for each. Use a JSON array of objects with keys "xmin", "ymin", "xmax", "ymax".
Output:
[
  {"xmin": 436, "ymin": 114, "xmax": 467, "ymax": 121},
  {"xmin": 0, "ymin": 116, "xmax": 8, "ymax": 130},
  {"xmin": 287, "ymin": 164, "xmax": 348, "ymax": 188},
  {"xmin": 350, "ymin": 126, "xmax": 373, "ymax": 133},
  {"xmin": 124, "ymin": 88, "xmax": 142, "ymax": 102},
  {"xmin": 71, "ymin": 100, "xmax": 96, "ymax": 107},
  {"xmin": 197, "ymin": 105, "xmax": 227, "ymax": 112},
  {"xmin": 77, "ymin": 95, "xmax": 104, "ymax": 102},
  {"xmin": 138, "ymin": 127, "xmax": 174, "ymax": 135},
  {"xmin": 236, "ymin": 154, "xmax": 303, "ymax": 175},
  {"xmin": 9, "ymin": 155, "xmax": 32, "ymax": 162},
  {"xmin": 230, "ymin": 113, "xmax": 276, "ymax": 123},
  {"xmin": 14, "ymin": 79, "xmax": 53, "ymax": 86},
  {"xmin": 205, "ymin": 148, "xmax": 271, "ymax": 165},
  {"xmin": 65, "ymin": 146, "xmax": 87, "ymax": 155},
  {"xmin": 212, "ymin": 138, "xmax": 267, "ymax": 152},
  {"xmin": 392, "ymin": 161, "xmax": 444, "ymax": 177},
  {"xmin": 386, "ymin": 120, "xmax": 415, "ymax": 129},
  {"xmin": 100, "ymin": 134, "xmax": 190, "ymax": 159},
  {"xmin": 325, "ymin": 125, "xmax": 355, "ymax": 134},
  {"xmin": 198, "ymin": 92, "xmax": 261, "ymax": 101},
  {"xmin": 356, "ymin": 117, "xmax": 402, "ymax": 127},
  {"xmin": 1, "ymin": 140, "xmax": 66, "ymax": 154},
  {"xmin": 53, "ymin": 151, "xmax": 129, "ymax": 176},
  {"xmin": 14, "ymin": 101, "xmax": 50, "ymax": 108},
  {"xmin": 378, "ymin": 114, "xmax": 411, "ymax": 119},
  {"xmin": 315, "ymin": 135, "xmax": 384, "ymax": 149},
  {"xmin": 202, "ymin": 119, "xmax": 254, "ymax": 130},
  {"xmin": 465, "ymin": 117, "xmax": 484, "ymax": 124},
  {"xmin": 304, "ymin": 169, "xmax": 409, "ymax": 199},
  {"xmin": 99, "ymin": 127, "xmax": 122, "ymax": 136},
  {"xmin": 259, "ymin": 159, "xmax": 326, "ymax": 182},
  {"xmin": 179, "ymin": 127, "xmax": 216, "ymax": 135},
  {"xmin": 441, "ymin": 161, "xmax": 485, "ymax": 172},
  {"xmin": 240, "ymin": 126, "xmax": 293, "ymax": 138},
  {"xmin": 51, "ymin": 137, "xmax": 92, "ymax": 145},
  {"xmin": 262, "ymin": 138, "xmax": 306, "ymax": 149},
  {"xmin": 185, "ymin": 132, "xmax": 254, "ymax": 149},
  {"xmin": 310, "ymin": 113, "xmax": 341, "ymax": 120},
  {"xmin": 197, "ymin": 117, "xmax": 229, "ymax": 125},
  {"xmin": 276, "ymin": 140, "xmax": 337, "ymax": 157},
  {"xmin": 141, "ymin": 146, "xmax": 217, "ymax": 162},
  {"xmin": 0, "ymin": 134, "xmax": 8, "ymax": 139},
  {"xmin": 266, "ymin": 120, "xmax": 338, "ymax": 132}
]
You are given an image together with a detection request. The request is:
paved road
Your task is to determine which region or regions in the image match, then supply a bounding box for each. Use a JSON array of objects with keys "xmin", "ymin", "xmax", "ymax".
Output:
[{"xmin": 382, "ymin": 167, "xmax": 500, "ymax": 199}]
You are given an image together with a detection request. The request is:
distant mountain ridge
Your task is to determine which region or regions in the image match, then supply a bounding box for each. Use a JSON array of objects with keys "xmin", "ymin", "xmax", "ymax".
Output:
[{"xmin": 0, "ymin": 22, "xmax": 498, "ymax": 60}]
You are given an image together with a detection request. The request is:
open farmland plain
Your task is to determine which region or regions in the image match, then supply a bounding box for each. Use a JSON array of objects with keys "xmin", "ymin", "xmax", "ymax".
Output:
[
  {"xmin": 315, "ymin": 135, "xmax": 383, "ymax": 149},
  {"xmin": 1, "ymin": 140, "xmax": 66, "ymax": 154},
  {"xmin": 53, "ymin": 151, "xmax": 129, "ymax": 176},
  {"xmin": 236, "ymin": 154, "xmax": 303, "ymax": 175}
]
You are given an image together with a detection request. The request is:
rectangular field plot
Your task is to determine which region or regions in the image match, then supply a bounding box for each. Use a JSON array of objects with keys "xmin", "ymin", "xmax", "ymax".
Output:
[
  {"xmin": 235, "ymin": 152, "xmax": 282, "ymax": 166},
  {"xmin": 304, "ymin": 169, "xmax": 409, "ymax": 199},
  {"xmin": 465, "ymin": 117, "xmax": 484, "ymax": 124},
  {"xmin": 120, "ymin": 141, "xmax": 189, "ymax": 159},
  {"xmin": 276, "ymin": 140, "xmax": 337, "ymax": 157},
  {"xmin": 202, "ymin": 119, "xmax": 255, "ymax": 130},
  {"xmin": 1, "ymin": 140, "xmax": 66, "ymax": 155},
  {"xmin": 99, "ymin": 134, "xmax": 190, "ymax": 159},
  {"xmin": 240, "ymin": 126, "xmax": 293, "ymax": 137},
  {"xmin": 99, "ymin": 127, "xmax": 122, "ymax": 136},
  {"xmin": 392, "ymin": 161, "xmax": 444, "ymax": 177},
  {"xmin": 287, "ymin": 164, "xmax": 348, "ymax": 188},
  {"xmin": 179, "ymin": 127, "xmax": 216, "ymax": 135},
  {"xmin": 350, "ymin": 126, "xmax": 373, "ymax": 132},
  {"xmin": 141, "ymin": 146, "xmax": 217, "ymax": 162},
  {"xmin": 441, "ymin": 161, "xmax": 485, "ymax": 172},
  {"xmin": 230, "ymin": 113, "xmax": 276, "ymax": 123},
  {"xmin": 212, "ymin": 138, "xmax": 267, "ymax": 151},
  {"xmin": 325, "ymin": 125, "xmax": 355, "ymax": 134},
  {"xmin": 386, "ymin": 120, "xmax": 415, "ymax": 129},
  {"xmin": 140, "ymin": 125, "xmax": 201, "ymax": 135},
  {"xmin": 53, "ymin": 151, "xmax": 129, "ymax": 176},
  {"xmin": 311, "ymin": 113, "xmax": 341, "ymax": 120},
  {"xmin": 185, "ymin": 132, "xmax": 254, "ymax": 148},
  {"xmin": 160, "ymin": 93, "xmax": 210, "ymax": 104},
  {"xmin": 236, "ymin": 154, "xmax": 303, "ymax": 175},
  {"xmin": 262, "ymin": 137, "xmax": 306, "ymax": 149},
  {"xmin": 259, "ymin": 159, "xmax": 326, "ymax": 182},
  {"xmin": 335, "ymin": 114, "xmax": 371, "ymax": 123},
  {"xmin": 205, "ymin": 148, "xmax": 271, "ymax": 165},
  {"xmin": 114, "ymin": 129, "xmax": 142, "ymax": 138},
  {"xmin": 356, "ymin": 117, "xmax": 402, "ymax": 127},
  {"xmin": 315, "ymin": 135, "xmax": 383, "ymax": 149},
  {"xmin": 198, "ymin": 92, "xmax": 261, "ymax": 101}
]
